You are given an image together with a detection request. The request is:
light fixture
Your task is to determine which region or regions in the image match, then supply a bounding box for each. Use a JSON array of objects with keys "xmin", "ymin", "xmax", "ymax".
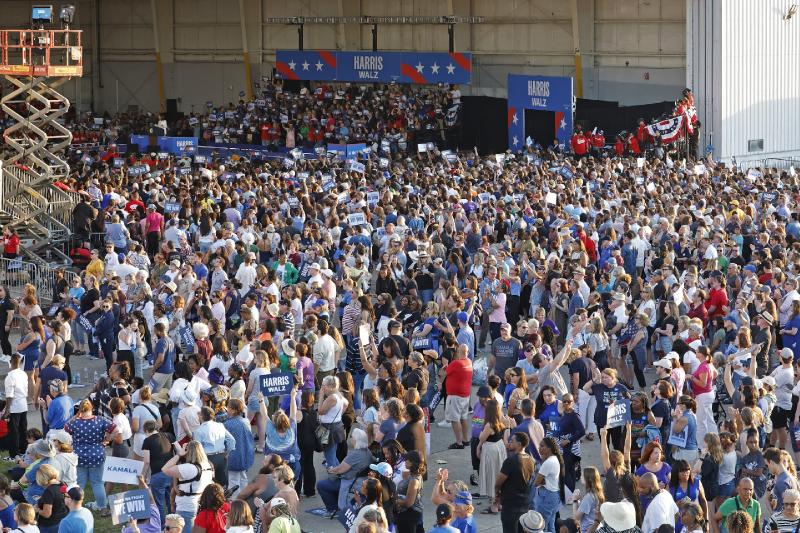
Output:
[
  {"xmin": 785, "ymin": 4, "xmax": 798, "ymax": 20},
  {"xmin": 59, "ymin": 4, "xmax": 76, "ymax": 25}
]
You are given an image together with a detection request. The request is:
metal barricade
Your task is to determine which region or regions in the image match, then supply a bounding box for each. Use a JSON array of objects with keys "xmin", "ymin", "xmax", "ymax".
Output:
[{"xmin": 0, "ymin": 256, "xmax": 78, "ymax": 304}]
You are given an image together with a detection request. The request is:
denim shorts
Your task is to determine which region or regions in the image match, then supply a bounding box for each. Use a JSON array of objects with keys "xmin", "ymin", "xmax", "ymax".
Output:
[{"xmin": 719, "ymin": 479, "xmax": 736, "ymax": 498}]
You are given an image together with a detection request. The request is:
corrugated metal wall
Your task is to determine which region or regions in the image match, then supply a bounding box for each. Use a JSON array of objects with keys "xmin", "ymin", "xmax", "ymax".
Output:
[
  {"xmin": 0, "ymin": 0, "xmax": 687, "ymax": 114},
  {"xmin": 689, "ymin": 0, "xmax": 800, "ymax": 162}
]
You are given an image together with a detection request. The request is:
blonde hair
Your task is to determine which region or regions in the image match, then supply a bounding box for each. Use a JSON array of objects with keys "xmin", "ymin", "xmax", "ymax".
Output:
[
  {"xmin": 35, "ymin": 464, "xmax": 59, "ymax": 487},
  {"xmin": 183, "ymin": 441, "xmax": 209, "ymax": 466},
  {"xmin": 15, "ymin": 503, "xmax": 36, "ymax": 526},
  {"xmin": 227, "ymin": 500, "xmax": 254, "ymax": 527},
  {"xmin": 272, "ymin": 464, "xmax": 295, "ymax": 485}
]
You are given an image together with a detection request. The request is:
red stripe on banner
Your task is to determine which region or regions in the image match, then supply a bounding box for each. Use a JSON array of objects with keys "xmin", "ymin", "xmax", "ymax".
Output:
[
  {"xmin": 555, "ymin": 111, "xmax": 564, "ymax": 132},
  {"xmin": 275, "ymin": 62, "xmax": 299, "ymax": 80},
  {"xmin": 401, "ymin": 64, "xmax": 428, "ymax": 84},
  {"xmin": 318, "ymin": 50, "xmax": 337, "ymax": 69},
  {"xmin": 449, "ymin": 52, "xmax": 471, "ymax": 72},
  {"xmin": 508, "ymin": 107, "xmax": 516, "ymax": 127}
]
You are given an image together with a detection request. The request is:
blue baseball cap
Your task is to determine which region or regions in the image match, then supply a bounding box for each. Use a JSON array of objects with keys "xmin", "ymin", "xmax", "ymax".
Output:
[
  {"xmin": 457, "ymin": 311, "xmax": 469, "ymax": 323},
  {"xmin": 454, "ymin": 490, "xmax": 472, "ymax": 505}
]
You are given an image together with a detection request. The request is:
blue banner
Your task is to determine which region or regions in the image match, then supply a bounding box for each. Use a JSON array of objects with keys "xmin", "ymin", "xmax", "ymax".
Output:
[
  {"xmin": 164, "ymin": 202, "xmax": 181, "ymax": 214},
  {"xmin": 130, "ymin": 135, "xmax": 149, "ymax": 151},
  {"xmin": 507, "ymin": 74, "xmax": 573, "ymax": 151},
  {"xmin": 276, "ymin": 50, "xmax": 472, "ymax": 84},
  {"xmin": 157, "ymin": 137, "xmax": 197, "ymax": 155},
  {"xmin": 607, "ymin": 399, "xmax": 631, "ymax": 429},
  {"xmin": 259, "ymin": 372, "xmax": 295, "ymax": 397}
]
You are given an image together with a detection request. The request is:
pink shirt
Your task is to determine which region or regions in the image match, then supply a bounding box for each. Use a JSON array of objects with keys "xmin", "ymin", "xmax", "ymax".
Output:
[
  {"xmin": 145, "ymin": 212, "xmax": 163, "ymax": 234},
  {"xmin": 691, "ymin": 361, "xmax": 714, "ymax": 396},
  {"xmin": 489, "ymin": 293, "xmax": 507, "ymax": 323}
]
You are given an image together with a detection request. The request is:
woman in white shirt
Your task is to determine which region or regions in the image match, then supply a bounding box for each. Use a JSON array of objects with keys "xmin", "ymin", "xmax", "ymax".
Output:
[
  {"xmin": 533, "ymin": 437, "xmax": 565, "ymax": 533},
  {"xmin": 130, "ymin": 386, "xmax": 161, "ymax": 460},
  {"xmin": 162, "ymin": 441, "xmax": 214, "ymax": 533},
  {"xmin": 318, "ymin": 375, "xmax": 348, "ymax": 468}
]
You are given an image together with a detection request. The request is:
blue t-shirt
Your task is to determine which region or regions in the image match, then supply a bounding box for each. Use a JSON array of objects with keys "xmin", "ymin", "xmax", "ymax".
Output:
[
  {"xmin": 540, "ymin": 401, "xmax": 561, "ymax": 436},
  {"xmin": 46, "ymin": 394, "xmax": 75, "ymax": 430},
  {"xmin": 428, "ymin": 526, "xmax": 460, "ymax": 533},
  {"xmin": 58, "ymin": 507, "xmax": 94, "ymax": 533},
  {"xmin": 379, "ymin": 419, "xmax": 402, "ymax": 444},
  {"xmin": 452, "ymin": 516, "xmax": 477, "ymax": 533},
  {"xmin": 154, "ymin": 337, "xmax": 175, "ymax": 374}
]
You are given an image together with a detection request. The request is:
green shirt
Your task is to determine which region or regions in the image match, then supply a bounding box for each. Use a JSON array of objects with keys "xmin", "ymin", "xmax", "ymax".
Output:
[{"xmin": 718, "ymin": 495, "xmax": 760, "ymax": 527}]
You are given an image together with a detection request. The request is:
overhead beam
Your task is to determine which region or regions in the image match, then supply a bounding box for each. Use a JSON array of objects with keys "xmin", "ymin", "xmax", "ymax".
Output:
[
  {"xmin": 238, "ymin": 0, "xmax": 254, "ymax": 101},
  {"xmin": 149, "ymin": 0, "xmax": 165, "ymax": 114}
]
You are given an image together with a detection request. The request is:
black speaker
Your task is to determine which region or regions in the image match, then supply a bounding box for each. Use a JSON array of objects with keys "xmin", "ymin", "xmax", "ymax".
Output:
[{"xmin": 166, "ymin": 99, "xmax": 178, "ymax": 123}]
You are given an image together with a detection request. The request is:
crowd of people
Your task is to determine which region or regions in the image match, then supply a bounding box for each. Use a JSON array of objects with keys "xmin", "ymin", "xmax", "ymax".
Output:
[{"xmin": 0, "ymin": 78, "xmax": 797, "ymax": 533}]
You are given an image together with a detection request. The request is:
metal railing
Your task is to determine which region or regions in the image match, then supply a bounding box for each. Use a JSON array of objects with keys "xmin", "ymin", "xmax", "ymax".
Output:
[{"xmin": 0, "ymin": 256, "xmax": 77, "ymax": 304}]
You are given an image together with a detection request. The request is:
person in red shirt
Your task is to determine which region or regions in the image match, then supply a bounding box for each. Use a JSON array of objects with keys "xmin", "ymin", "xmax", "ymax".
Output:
[
  {"xmin": 614, "ymin": 135, "xmax": 625, "ymax": 156},
  {"xmin": 3, "ymin": 227, "xmax": 19, "ymax": 259},
  {"xmin": 591, "ymin": 130, "xmax": 605, "ymax": 156},
  {"xmin": 260, "ymin": 123, "xmax": 271, "ymax": 146},
  {"xmin": 705, "ymin": 274, "xmax": 730, "ymax": 319},
  {"xmin": 571, "ymin": 131, "xmax": 588, "ymax": 157},
  {"xmin": 626, "ymin": 132, "xmax": 641, "ymax": 155},
  {"xmin": 193, "ymin": 483, "xmax": 231, "ymax": 533},
  {"xmin": 444, "ymin": 343, "xmax": 473, "ymax": 448}
]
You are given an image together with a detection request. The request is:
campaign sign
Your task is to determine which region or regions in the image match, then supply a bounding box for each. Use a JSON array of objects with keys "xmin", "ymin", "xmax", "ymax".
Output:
[
  {"xmin": 259, "ymin": 372, "xmax": 295, "ymax": 397},
  {"xmin": 367, "ymin": 191, "xmax": 380, "ymax": 205},
  {"xmin": 761, "ymin": 191, "xmax": 778, "ymax": 204},
  {"xmin": 337, "ymin": 192, "xmax": 350, "ymax": 204},
  {"xmin": 288, "ymin": 196, "xmax": 299, "ymax": 208},
  {"xmin": 102, "ymin": 457, "xmax": 144, "ymax": 485},
  {"xmin": 668, "ymin": 423, "xmax": 689, "ymax": 448},
  {"xmin": 128, "ymin": 164, "xmax": 149, "ymax": 177},
  {"xmin": 348, "ymin": 212, "xmax": 367, "ymax": 226},
  {"xmin": 164, "ymin": 202, "xmax": 181, "ymax": 214},
  {"xmin": 348, "ymin": 161, "xmax": 365, "ymax": 174},
  {"xmin": 179, "ymin": 325, "xmax": 195, "ymax": 351},
  {"xmin": 109, "ymin": 489, "xmax": 150, "ymax": 525},
  {"xmin": 322, "ymin": 179, "xmax": 336, "ymax": 192},
  {"xmin": 606, "ymin": 399, "xmax": 631, "ymax": 429},
  {"xmin": 379, "ymin": 157, "xmax": 389, "ymax": 168},
  {"xmin": 113, "ymin": 158, "xmax": 124, "ymax": 168},
  {"xmin": 158, "ymin": 137, "xmax": 197, "ymax": 155},
  {"xmin": 78, "ymin": 314, "xmax": 94, "ymax": 334},
  {"xmin": 194, "ymin": 154, "xmax": 208, "ymax": 164},
  {"xmin": 560, "ymin": 166, "xmax": 574, "ymax": 179},
  {"xmin": 188, "ymin": 117, "xmax": 199, "ymax": 126}
]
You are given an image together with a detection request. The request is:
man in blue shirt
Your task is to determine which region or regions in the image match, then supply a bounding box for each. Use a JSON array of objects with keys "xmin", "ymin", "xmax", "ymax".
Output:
[
  {"xmin": 455, "ymin": 312, "xmax": 475, "ymax": 360},
  {"xmin": 42, "ymin": 378, "xmax": 74, "ymax": 432},
  {"xmin": 194, "ymin": 406, "xmax": 235, "ymax": 487},
  {"xmin": 59, "ymin": 486, "xmax": 94, "ymax": 533}
]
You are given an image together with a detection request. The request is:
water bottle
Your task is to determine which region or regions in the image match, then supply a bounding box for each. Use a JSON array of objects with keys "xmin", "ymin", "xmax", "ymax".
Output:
[
  {"xmin": 93, "ymin": 371, "xmax": 99, "ymax": 383},
  {"xmin": 74, "ymin": 371, "xmax": 80, "ymax": 385}
]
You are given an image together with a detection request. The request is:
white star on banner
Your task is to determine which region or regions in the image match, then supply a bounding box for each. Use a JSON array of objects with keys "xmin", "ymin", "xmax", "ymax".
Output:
[
  {"xmin": 512, "ymin": 113, "xmax": 519, "ymax": 125},
  {"xmin": 288, "ymin": 60, "xmax": 296, "ymax": 70},
  {"xmin": 415, "ymin": 63, "xmax": 424, "ymax": 73},
  {"xmin": 513, "ymin": 136, "xmax": 519, "ymax": 146},
  {"xmin": 446, "ymin": 63, "xmax": 456, "ymax": 74},
  {"xmin": 301, "ymin": 61, "xmax": 309, "ymax": 70},
  {"xmin": 430, "ymin": 63, "xmax": 440, "ymax": 74},
  {"xmin": 315, "ymin": 61, "xmax": 324, "ymax": 71},
  {"xmin": 560, "ymin": 118, "xmax": 567, "ymax": 130}
]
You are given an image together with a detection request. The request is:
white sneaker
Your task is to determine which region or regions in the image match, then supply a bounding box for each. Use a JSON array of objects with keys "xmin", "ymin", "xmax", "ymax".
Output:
[{"xmin": 437, "ymin": 420, "xmax": 451, "ymax": 428}]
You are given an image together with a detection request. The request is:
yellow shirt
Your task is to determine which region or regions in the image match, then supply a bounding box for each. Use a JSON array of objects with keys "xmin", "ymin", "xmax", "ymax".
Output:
[{"xmin": 86, "ymin": 259, "xmax": 104, "ymax": 280}]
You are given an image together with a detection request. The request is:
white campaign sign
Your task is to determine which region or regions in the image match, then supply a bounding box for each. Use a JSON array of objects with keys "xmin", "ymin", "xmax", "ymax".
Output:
[
  {"xmin": 348, "ymin": 213, "xmax": 367, "ymax": 226},
  {"xmin": 102, "ymin": 457, "xmax": 144, "ymax": 485}
]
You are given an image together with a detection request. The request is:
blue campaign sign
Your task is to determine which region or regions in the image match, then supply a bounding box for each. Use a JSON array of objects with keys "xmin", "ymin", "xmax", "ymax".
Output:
[
  {"xmin": 113, "ymin": 158, "xmax": 124, "ymax": 168},
  {"xmin": 130, "ymin": 135, "xmax": 149, "ymax": 151},
  {"xmin": 158, "ymin": 137, "xmax": 198, "ymax": 155},
  {"xmin": 337, "ymin": 51, "xmax": 402, "ymax": 82},
  {"xmin": 606, "ymin": 399, "xmax": 632, "ymax": 429},
  {"xmin": 276, "ymin": 50, "xmax": 472, "ymax": 84},
  {"xmin": 276, "ymin": 50, "xmax": 338, "ymax": 81},
  {"xmin": 507, "ymin": 74, "xmax": 573, "ymax": 152},
  {"xmin": 259, "ymin": 372, "xmax": 295, "ymax": 397},
  {"xmin": 164, "ymin": 202, "xmax": 181, "ymax": 214},
  {"xmin": 346, "ymin": 143, "xmax": 367, "ymax": 160}
]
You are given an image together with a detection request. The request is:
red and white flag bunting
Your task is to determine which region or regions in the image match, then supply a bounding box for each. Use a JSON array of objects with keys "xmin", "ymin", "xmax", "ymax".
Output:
[{"xmin": 645, "ymin": 115, "xmax": 685, "ymax": 143}]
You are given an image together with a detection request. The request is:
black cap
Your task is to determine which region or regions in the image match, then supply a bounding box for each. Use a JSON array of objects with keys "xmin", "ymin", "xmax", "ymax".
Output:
[
  {"xmin": 477, "ymin": 385, "xmax": 492, "ymax": 398},
  {"xmin": 436, "ymin": 503, "xmax": 453, "ymax": 521}
]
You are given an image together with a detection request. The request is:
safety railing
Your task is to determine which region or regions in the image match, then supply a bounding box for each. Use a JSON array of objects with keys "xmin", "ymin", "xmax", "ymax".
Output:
[{"xmin": 0, "ymin": 256, "xmax": 77, "ymax": 304}]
